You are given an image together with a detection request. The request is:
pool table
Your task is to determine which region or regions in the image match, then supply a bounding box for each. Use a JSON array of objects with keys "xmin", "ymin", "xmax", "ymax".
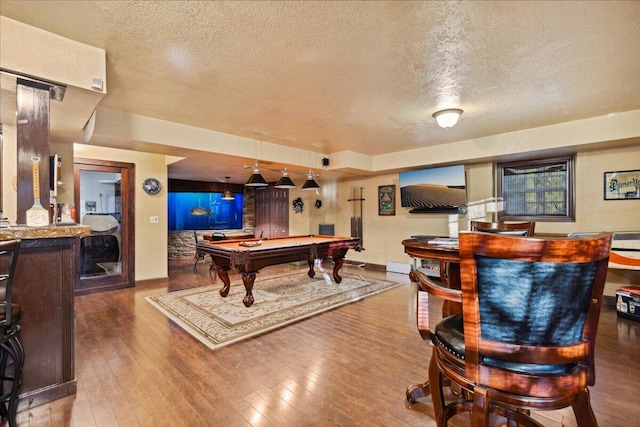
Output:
[{"xmin": 196, "ymin": 235, "xmax": 361, "ymax": 307}]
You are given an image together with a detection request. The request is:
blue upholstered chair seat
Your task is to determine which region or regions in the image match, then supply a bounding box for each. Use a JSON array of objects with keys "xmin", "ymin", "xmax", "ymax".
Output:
[{"xmin": 434, "ymin": 314, "xmax": 578, "ymax": 376}]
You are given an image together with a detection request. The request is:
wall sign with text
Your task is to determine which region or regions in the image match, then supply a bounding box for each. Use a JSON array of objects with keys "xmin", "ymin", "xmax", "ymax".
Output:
[{"xmin": 604, "ymin": 170, "xmax": 640, "ymax": 200}]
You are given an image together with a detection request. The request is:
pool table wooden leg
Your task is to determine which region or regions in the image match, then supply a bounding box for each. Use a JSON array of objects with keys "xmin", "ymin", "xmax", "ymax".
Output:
[
  {"xmin": 241, "ymin": 273, "xmax": 256, "ymax": 307},
  {"xmin": 307, "ymin": 259, "xmax": 316, "ymax": 278},
  {"xmin": 218, "ymin": 267, "xmax": 231, "ymax": 297},
  {"xmin": 332, "ymin": 256, "xmax": 344, "ymax": 283}
]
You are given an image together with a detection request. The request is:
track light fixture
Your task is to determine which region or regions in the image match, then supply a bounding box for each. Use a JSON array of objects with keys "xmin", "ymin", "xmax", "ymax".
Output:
[
  {"xmin": 222, "ymin": 176, "xmax": 235, "ymax": 200},
  {"xmin": 301, "ymin": 170, "xmax": 320, "ymax": 190},
  {"xmin": 244, "ymin": 162, "xmax": 268, "ymax": 187},
  {"xmin": 243, "ymin": 164, "xmax": 321, "ymax": 190},
  {"xmin": 275, "ymin": 168, "xmax": 296, "ymax": 189}
]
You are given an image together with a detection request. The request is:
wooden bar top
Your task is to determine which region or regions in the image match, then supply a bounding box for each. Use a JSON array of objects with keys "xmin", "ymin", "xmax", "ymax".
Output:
[{"xmin": 0, "ymin": 224, "xmax": 90, "ymax": 240}]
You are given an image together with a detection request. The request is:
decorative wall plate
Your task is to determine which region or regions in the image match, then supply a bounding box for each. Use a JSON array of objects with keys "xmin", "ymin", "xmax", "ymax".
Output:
[
  {"xmin": 292, "ymin": 197, "xmax": 304, "ymax": 213},
  {"xmin": 142, "ymin": 177, "xmax": 161, "ymax": 195}
]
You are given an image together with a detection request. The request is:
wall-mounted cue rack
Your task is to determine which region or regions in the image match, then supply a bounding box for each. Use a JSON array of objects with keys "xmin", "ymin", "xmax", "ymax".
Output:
[{"xmin": 347, "ymin": 187, "xmax": 365, "ymax": 250}]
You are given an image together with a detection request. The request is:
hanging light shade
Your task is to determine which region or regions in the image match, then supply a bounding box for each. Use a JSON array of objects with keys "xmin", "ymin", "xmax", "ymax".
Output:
[
  {"xmin": 275, "ymin": 169, "xmax": 296, "ymax": 189},
  {"xmin": 222, "ymin": 177, "xmax": 235, "ymax": 200},
  {"xmin": 432, "ymin": 108, "xmax": 463, "ymax": 129},
  {"xmin": 245, "ymin": 163, "xmax": 268, "ymax": 187},
  {"xmin": 301, "ymin": 171, "xmax": 320, "ymax": 190}
]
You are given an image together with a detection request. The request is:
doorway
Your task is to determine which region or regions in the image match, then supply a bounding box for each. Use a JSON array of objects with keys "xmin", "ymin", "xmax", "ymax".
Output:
[
  {"xmin": 74, "ymin": 158, "xmax": 135, "ymax": 295},
  {"xmin": 254, "ymin": 187, "xmax": 289, "ymax": 238}
]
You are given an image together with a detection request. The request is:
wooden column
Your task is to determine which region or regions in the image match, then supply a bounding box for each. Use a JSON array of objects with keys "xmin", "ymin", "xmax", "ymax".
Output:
[{"xmin": 16, "ymin": 78, "xmax": 50, "ymax": 225}]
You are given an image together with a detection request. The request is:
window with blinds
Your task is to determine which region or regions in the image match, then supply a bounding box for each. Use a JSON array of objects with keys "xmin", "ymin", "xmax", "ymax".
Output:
[{"xmin": 497, "ymin": 156, "xmax": 575, "ymax": 222}]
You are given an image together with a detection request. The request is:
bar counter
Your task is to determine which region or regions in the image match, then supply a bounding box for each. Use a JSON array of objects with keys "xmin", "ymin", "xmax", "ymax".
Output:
[
  {"xmin": 0, "ymin": 224, "xmax": 89, "ymax": 240},
  {"xmin": 1, "ymin": 224, "xmax": 89, "ymax": 410}
]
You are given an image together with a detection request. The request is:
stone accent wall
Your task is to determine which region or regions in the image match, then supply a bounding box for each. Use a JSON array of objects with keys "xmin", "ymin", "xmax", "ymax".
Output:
[
  {"xmin": 168, "ymin": 188, "xmax": 256, "ymax": 260},
  {"xmin": 243, "ymin": 187, "xmax": 255, "ymax": 229},
  {"xmin": 169, "ymin": 231, "xmax": 198, "ymax": 259}
]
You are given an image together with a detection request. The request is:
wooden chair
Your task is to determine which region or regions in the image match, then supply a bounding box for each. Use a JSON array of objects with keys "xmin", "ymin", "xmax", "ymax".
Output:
[
  {"xmin": 210, "ymin": 232, "xmax": 226, "ymax": 241},
  {"xmin": 406, "ymin": 221, "xmax": 536, "ymax": 402},
  {"xmin": 424, "ymin": 231, "xmax": 612, "ymax": 426},
  {"xmin": 193, "ymin": 231, "xmax": 206, "ymax": 273},
  {"xmin": 0, "ymin": 239, "xmax": 24, "ymax": 427},
  {"xmin": 203, "ymin": 232, "xmax": 226, "ymax": 281},
  {"xmin": 470, "ymin": 220, "xmax": 535, "ymax": 236}
]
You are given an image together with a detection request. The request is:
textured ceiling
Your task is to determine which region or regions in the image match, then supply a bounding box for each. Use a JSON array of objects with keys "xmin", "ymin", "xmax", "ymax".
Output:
[{"xmin": 1, "ymin": 1, "xmax": 639, "ymax": 182}]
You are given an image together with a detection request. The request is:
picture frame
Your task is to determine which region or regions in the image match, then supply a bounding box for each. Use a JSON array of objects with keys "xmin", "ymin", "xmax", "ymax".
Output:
[
  {"xmin": 604, "ymin": 170, "xmax": 640, "ymax": 200},
  {"xmin": 378, "ymin": 185, "xmax": 396, "ymax": 216}
]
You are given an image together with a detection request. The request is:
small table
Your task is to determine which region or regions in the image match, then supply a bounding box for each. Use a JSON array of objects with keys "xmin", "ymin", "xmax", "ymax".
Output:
[
  {"xmin": 402, "ymin": 237, "xmax": 462, "ymax": 403},
  {"xmin": 197, "ymin": 235, "xmax": 361, "ymax": 307}
]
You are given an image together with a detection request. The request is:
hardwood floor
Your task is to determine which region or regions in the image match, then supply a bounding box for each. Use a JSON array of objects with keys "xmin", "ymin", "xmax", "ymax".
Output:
[{"xmin": 8, "ymin": 260, "xmax": 640, "ymax": 427}]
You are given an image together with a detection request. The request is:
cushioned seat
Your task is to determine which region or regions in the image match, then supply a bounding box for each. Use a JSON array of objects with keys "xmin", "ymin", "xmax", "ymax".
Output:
[
  {"xmin": 193, "ymin": 231, "xmax": 205, "ymax": 272},
  {"xmin": 434, "ymin": 314, "xmax": 579, "ymax": 376}
]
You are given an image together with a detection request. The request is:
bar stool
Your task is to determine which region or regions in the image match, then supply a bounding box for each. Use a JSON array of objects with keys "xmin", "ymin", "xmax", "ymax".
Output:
[{"xmin": 0, "ymin": 239, "xmax": 24, "ymax": 427}]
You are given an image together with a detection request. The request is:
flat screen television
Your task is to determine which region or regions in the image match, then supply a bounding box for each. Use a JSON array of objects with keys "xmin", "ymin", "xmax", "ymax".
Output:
[
  {"xmin": 399, "ymin": 165, "xmax": 466, "ymax": 213},
  {"xmin": 168, "ymin": 192, "xmax": 243, "ymax": 231}
]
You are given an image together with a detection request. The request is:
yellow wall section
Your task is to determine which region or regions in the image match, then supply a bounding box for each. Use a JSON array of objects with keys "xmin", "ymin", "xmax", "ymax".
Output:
[{"xmin": 74, "ymin": 144, "xmax": 168, "ymax": 282}]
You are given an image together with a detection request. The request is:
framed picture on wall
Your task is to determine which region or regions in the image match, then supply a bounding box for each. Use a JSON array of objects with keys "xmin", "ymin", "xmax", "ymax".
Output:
[
  {"xmin": 604, "ymin": 170, "xmax": 640, "ymax": 200},
  {"xmin": 85, "ymin": 200, "xmax": 96, "ymax": 213},
  {"xmin": 378, "ymin": 185, "xmax": 395, "ymax": 216}
]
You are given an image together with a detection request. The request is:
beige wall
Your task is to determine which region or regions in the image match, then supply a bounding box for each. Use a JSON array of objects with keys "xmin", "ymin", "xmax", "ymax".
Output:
[
  {"xmin": 295, "ymin": 144, "xmax": 640, "ymax": 296},
  {"xmin": 3, "ymin": 16, "xmax": 638, "ymax": 295},
  {"xmin": 50, "ymin": 141, "xmax": 75, "ymax": 205},
  {"xmin": 2, "ymin": 134, "xmax": 169, "ymax": 283},
  {"xmin": 74, "ymin": 144, "xmax": 168, "ymax": 282},
  {"xmin": 1, "ymin": 124, "xmax": 17, "ymax": 220},
  {"xmin": 1, "ymin": 16, "xmax": 105, "ymax": 92}
]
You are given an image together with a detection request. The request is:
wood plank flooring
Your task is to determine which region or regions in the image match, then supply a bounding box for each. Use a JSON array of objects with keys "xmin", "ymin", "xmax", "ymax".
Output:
[{"xmin": 8, "ymin": 260, "xmax": 640, "ymax": 427}]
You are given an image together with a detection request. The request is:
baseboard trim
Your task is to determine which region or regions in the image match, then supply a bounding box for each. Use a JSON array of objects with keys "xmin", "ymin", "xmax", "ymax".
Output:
[
  {"xmin": 344, "ymin": 260, "xmax": 386, "ymax": 272},
  {"xmin": 18, "ymin": 380, "xmax": 77, "ymax": 412},
  {"xmin": 136, "ymin": 277, "xmax": 169, "ymax": 287}
]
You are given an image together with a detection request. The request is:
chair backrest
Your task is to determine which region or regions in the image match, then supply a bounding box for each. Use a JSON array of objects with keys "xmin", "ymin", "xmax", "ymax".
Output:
[
  {"xmin": 458, "ymin": 231, "xmax": 612, "ymax": 396},
  {"xmin": 470, "ymin": 220, "xmax": 535, "ymax": 236},
  {"xmin": 0, "ymin": 239, "xmax": 21, "ymax": 327}
]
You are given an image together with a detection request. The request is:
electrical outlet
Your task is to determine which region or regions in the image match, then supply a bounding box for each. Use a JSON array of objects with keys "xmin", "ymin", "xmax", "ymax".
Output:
[{"xmin": 150, "ymin": 216, "xmax": 159, "ymax": 224}]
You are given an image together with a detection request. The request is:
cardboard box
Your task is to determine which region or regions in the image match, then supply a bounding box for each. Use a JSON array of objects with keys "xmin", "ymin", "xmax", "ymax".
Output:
[{"xmin": 616, "ymin": 286, "xmax": 640, "ymax": 321}]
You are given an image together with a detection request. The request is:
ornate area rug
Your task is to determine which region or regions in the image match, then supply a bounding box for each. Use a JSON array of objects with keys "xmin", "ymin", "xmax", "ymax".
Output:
[{"xmin": 146, "ymin": 269, "xmax": 403, "ymax": 350}]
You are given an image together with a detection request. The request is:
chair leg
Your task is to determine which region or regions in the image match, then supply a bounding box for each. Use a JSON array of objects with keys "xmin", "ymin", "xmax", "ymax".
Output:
[
  {"xmin": 493, "ymin": 404, "xmax": 545, "ymax": 427},
  {"xmin": 1, "ymin": 334, "xmax": 24, "ymax": 427},
  {"xmin": 471, "ymin": 385, "xmax": 490, "ymax": 427},
  {"xmin": 193, "ymin": 252, "xmax": 204, "ymax": 273},
  {"xmin": 0, "ymin": 344, "xmax": 7, "ymax": 421},
  {"xmin": 428, "ymin": 352, "xmax": 446, "ymax": 425},
  {"xmin": 208, "ymin": 261, "xmax": 218, "ymax": 283},
  {"xmin": 572, "ymin": 388, "xmax": 598, "ymax": 427}
]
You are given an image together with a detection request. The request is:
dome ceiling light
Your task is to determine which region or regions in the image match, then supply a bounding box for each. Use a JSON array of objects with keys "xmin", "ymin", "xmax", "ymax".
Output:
[{"xmin": 432, "ymin": 108, "xmax": 463, "ymax": 129}]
